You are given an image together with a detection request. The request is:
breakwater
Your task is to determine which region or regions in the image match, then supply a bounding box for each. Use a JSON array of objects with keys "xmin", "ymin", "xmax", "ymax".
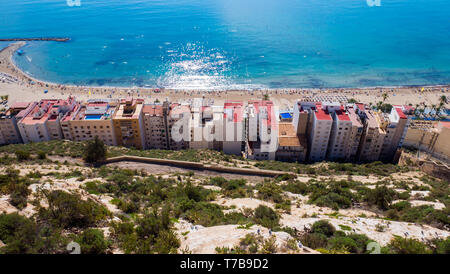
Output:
[{"xmin": 0, "ymin": 38, "xmax": 70, "ymax": 42}]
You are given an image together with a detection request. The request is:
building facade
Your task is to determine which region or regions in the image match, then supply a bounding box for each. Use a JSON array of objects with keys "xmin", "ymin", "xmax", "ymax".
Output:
[
  {"xmin": 112, "ymin": 98, "xmax": 145, "ymax": 149},
  {"xmin": 61, "ymin": 101, "xmax": 117, "ymax": 146},
  {"xmin": 142, "ymin": 102, "xmax": 169, "ymax": 150},
  {"xmin": 0, "ymin": 102, "xmax": 34, "ymax": 145}
]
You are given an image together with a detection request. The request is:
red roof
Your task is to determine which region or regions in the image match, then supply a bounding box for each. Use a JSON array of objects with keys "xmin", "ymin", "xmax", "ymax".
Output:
[
  {"xmin": 314, "ymin": 104, "xmax": 332, "ymax": 121},
  {"xmin": 395, "ymin": 107, "xmax": 407, "ymax": 119},
  {"xmin": 224, "ymin": 101, "xmax": 243, "ymax": 123},
  {"xmin": 336, "ymin": 109, "xmax": 350, "ymax": 121},
  {"xmin": 10, "ymin": 102, "xmax": 30, "ymax": 109},
  {"xmin": 248, "ymin": 100, "xmax": 275, "ymax": 127},
  {"xmin": 356, "ymin": 103, "xmax": 365, "ymax": 111}
]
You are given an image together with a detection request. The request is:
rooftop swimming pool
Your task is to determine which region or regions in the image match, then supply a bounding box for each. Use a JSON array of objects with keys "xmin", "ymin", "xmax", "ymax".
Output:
[{"xmin": 84, "ymin": 115, "xmax": 102, "ymax": 120}]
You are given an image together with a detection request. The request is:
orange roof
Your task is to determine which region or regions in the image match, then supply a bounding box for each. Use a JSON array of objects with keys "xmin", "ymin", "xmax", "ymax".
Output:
[{"xmin": 142, "ymin": 104, "xmax": 163, "ymax": 116}]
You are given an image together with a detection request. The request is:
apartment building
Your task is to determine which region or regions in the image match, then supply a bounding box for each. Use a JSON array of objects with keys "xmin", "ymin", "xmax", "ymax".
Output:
[
  {"xmin": 189, "ymin": 98, "xmax": 217, "ymax": 150},
  {"xmin": 346, "ymin": 106, "xmax": 364, "ymax": 161},
  {"xmin": 376, "ymin": 106, "xmax": 409, "ymax": 161},
  {"xmin": 142, "ymin": 102, "xmax": 169, "ymax": 150},
  {"xmin": 308, "ymin": 103, "xmax": 332, "ymax": 162},
  {"xmin": 246, "ymin": 100, "xmax": 277, "ymax": 161},
  {"xmin": 293, "ymin": 101, "xmax": 313, "ymax": 137},
  {"xmin": 404, "ymin": 121, "xmax": 449, "ymax": 162},
  {"xmin": 356, "ymin": 104, "xmax": 385, "ymax": 162},
  {"xmin": 0, "ymin": 102, "xmax": 34, "ymax": 145},
  {"xmin": 276, "ymin": 123, "xmax": 306, "ymax": 162},
  {"xmin": 223, "ymin": 101, "xmax": 244, "ymax": 155},
  {"xmin": 18, "ymin": 97, "xmax": 76, "ymax": 143},
  {"xmin": 61, "ymin": 101, "xmax": 117, "ymax": 146},
  {"xmin": 168, "ymin": 103, "xmax": 190, "ymax": 150},
  {"xmin": 112, "ymin": 98, "xmax": 145, "ymax": 149},
  {"xmin": 326, "ymin": 103, "xmax": 352, "ymax": 161}
]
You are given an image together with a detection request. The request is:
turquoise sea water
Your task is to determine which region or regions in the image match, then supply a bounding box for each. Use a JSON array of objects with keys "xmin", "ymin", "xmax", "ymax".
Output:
[{"xmin": 1, "ymin": 0, "xmax": 450, "ymax": 89}]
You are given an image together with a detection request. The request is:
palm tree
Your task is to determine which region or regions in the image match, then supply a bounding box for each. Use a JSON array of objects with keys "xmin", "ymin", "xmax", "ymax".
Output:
[
  {"xmin": 414, "ymin": 104, "xmax": 420, "ymax": 116},
  {"xmin": 431, "ymin": 104, "xmax": 436, "ymax": 118},
  {"xmin": 377, "ymin": 101, "xmax": 383, "ymax": 111},
  {"xmin": 382, "ymin": 93, "xmax": 389, "ymax": 103},
  {"xmin": 439, "ymin": 95, "xmax": 447, "ymax": 106},
  {"xmin": 419, "ymin": 108, "xmax": 425, "ymax": 119}
]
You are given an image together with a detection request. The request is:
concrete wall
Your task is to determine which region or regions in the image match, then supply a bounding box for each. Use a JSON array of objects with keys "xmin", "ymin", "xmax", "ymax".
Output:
[{"xmin": 101, "ymin": 155, "xmax": 291, "ymax": 177}]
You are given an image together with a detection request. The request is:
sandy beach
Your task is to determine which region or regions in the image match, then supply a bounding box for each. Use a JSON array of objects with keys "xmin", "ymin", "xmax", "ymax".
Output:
[{"xmin": 1, "ymin": 42, "xmax": 449, "ymax": 108}]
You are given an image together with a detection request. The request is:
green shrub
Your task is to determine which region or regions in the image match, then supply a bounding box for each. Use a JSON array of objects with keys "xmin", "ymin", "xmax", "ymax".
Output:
[
  {"xmin": 38, "ymin": 190, "xmax": 110, "ymax": 228},
  {"xmin": 9, "ymin": 183, "xmax": 31, "ymax": 209},
  {"xmin": 391, "ymin": 201, "xmax": 411, "ymax": 211},
  {"xmin": 328, "ymin": 234, "xmax": 371, "ymax": 254},
  {"xmin": 76, "ymin": 229, "xmax": 110, "ymax": 254},
  {"xmin": 338, "ymin": 224, "xmax": 352, "ymax": 231},
  {"xmin": 282, "ymin": 181, "xmax": 308, "ymax": 195},
  {"xmin": 365, "ymin": 185, "xmax": 395, "ymax": 210},
  {"xmin": 311, "ymin": 220, "xmax": 335, "ymax": 237},
  {"xmin": 299, "ymin": 233, "xmax": 328, "ymax": 249},
  {"xmin": 15, "ymin": 150, "xmax": 30, "ymax": 161},
  {"xmin": 385, "ymin": 236, "xmax": 432, "ymax": 254},
  {"xmin": 37, "ymin": 151, "xmax": 47, "ymax": 160},
  {"xmin": 210, "ymin": 177, "xmax": 248, "ymax": 198},
  {"xmin": 0, "ymin": 213, "xmax": 67, "ymax": 254},
  {"xmin": 110, "ymin": 210, "xmax": 180, "ymax": 254},
  {"xmin": 253, "ymin": 205, "xmax": 279, "ymax": 229},
  {"xmin": 259, "ymin": 236, "xmax": 277, "ymax": 254},
  {"xmin": 328, "ymin": 236, "xmax": 358, "ymax": 253},
  {"xmin": 308, "ymin": 181, "xmax": 355, "ymax": 210},
  {"xmin": 83, "ymin": 137, "xmax": 107, "ymax": 164},
  {"xmin": 257, "ymin": 182, "xmax": 284, "ymax": 203},
  {"xmin": 184, "ymin": 202, "xmax": 225, "ymax": 227},
  {"xmin": 430, "ymin": 237, "xmax": 450, "ymax": 254}
]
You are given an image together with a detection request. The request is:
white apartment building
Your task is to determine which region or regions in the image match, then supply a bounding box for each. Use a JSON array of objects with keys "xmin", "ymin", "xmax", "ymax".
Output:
[
  {"xmin": 308, "ymin": 103, "xmax": 332, "ymax": 162},
  {"xmin": 325, "ymin": 103, "xmax": 353, "ymax": 161},
  {"xmin": 223, "ymin": 101, "xmax": 244, "ymax": 155},
  {"xmin": 378, "ymin": 106, "xmax": 409, "ymax": 161},
  {"xmin": 18, "ymin": 98, "xmax": 76, "ymax": 143},
  {"xmin": 168, "ymin": 103, "xmax": 190, "ymax": 150},
  {"xmin": 246, "ymin": 100, "xmax": 277, "ymax": 161},
  {"xmin": 0, "ymin": 102, "xmax": 34, "ymax": 145}
]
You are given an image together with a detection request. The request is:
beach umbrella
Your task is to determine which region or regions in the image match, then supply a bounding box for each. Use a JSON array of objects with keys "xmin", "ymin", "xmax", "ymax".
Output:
[{"xmin": 44, "ymin": 90, "xmax": 48, "ymax": 94}]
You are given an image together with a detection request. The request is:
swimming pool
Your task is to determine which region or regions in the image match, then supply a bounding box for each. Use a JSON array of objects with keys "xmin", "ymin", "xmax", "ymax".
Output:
[{"xmin": 84, "ymin": 115, "xmax": 102, "ymax": 120}]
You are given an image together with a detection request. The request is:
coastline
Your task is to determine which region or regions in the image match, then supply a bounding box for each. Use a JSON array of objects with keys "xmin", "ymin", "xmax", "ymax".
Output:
[{"xmin": 1, "ymin": 42, "xmax": 449, "ymax": 107}]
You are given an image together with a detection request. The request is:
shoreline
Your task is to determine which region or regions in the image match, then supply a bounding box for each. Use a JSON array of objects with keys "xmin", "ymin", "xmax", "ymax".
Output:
[{"xmin": 1, "ymin": 42, "xmax": 449, "ymax": 107}]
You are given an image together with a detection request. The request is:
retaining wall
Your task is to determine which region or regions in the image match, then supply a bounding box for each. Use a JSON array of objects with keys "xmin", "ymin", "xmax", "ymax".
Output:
[{"xmin": 101, "ymin": 156, "xmax": 291, "ymax": 177}]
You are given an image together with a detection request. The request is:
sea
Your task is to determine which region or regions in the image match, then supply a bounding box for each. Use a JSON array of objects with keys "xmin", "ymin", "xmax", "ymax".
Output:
[{"xmin": 1, "ymin": 0, "xmax": 449, "ymax": 90}]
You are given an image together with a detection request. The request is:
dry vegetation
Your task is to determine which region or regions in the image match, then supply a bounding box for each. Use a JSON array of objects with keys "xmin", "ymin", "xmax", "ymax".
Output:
[{"xmin": 0, "ymin": 140, "xmax": 449, "ymax": 254}]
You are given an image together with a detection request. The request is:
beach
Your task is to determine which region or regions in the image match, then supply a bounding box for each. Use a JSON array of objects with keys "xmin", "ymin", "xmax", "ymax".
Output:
[{"xmin": 1, "ymin": 42, "xmax": 449, "ymax": 108}]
